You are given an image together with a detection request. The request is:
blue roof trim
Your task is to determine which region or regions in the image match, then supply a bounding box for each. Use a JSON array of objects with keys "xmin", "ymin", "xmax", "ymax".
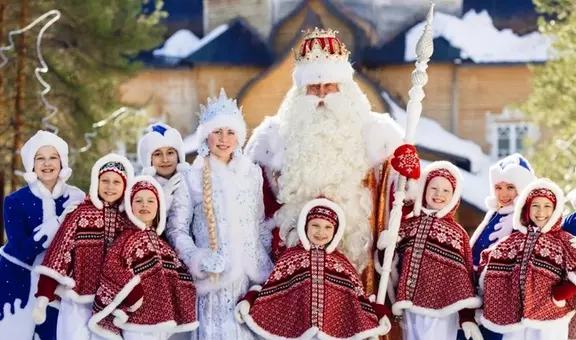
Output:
[{"xmin": 181, "ymin": 18, "xmax": 274, "ymax": 67}]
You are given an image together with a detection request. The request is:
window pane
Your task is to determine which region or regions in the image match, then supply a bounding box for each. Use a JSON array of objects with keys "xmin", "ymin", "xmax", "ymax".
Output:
[
  {"xmin": 497, "ymin": 126, "xmax": 511, "ymax": 157},
  {"xmin": 515, "ymin": 125, "xmax": 529, "ymax": 152}
]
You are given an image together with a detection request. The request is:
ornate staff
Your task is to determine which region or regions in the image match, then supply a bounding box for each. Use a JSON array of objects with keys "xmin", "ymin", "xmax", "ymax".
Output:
[{"xmin": 376, "ymin": 2, "xmax": 435, "ymax": 305}]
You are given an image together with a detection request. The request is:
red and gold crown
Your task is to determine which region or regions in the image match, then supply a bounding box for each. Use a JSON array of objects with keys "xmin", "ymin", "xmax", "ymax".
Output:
[{"xmin": 293, "ymin": 27, "xmax": 350, "ymax": 63}]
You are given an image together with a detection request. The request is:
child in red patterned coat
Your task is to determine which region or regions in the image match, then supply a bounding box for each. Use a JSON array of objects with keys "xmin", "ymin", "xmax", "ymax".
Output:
[
  {"xmin": 382, "ymin": 161, "xmax": 482, "ymax": 340},
  {"xmin": 31, "ymin": 153, "xmax": 134, "ymax": 340},
  {"xmin": 235, "ymin": 197, "xmax": 392, "ymax": 339},
  {"xmin": 88, "ymin": 176, "xmax": 198, "ymax": 340},
  {"xmin": 479, "ymin": 178, "xmax": 576, "ymax": 340}
]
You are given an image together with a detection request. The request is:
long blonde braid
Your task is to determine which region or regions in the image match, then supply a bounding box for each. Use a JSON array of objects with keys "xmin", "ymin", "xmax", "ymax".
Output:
[{"xmin": 202, "ymin": 156, "xmax": 219, "ymax": 281}]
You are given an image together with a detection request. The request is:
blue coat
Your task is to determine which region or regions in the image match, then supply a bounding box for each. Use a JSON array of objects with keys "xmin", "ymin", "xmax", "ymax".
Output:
[
  {"xmin": 0, "ymin": 181, "xmax": 84, "ymax": 340},
  {"xmin": 562, "ymin": 212, "xmax": 576, "ymax": 235}
]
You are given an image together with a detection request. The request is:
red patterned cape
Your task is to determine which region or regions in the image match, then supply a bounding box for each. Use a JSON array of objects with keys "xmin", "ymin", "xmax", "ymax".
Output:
[
  {"xmin": 242, "ymin": 244, "xmax": 390, "ymax": 339},
  {"xmin": 480, "ymin": 223, "xmax": 576, "ymax": 333},
  {"xmin": 36, "ymin": 197, "xmax": 130, "ymax": 303},
  {"xmin": 88, "ymin": 226, "xmax": 198, "ymax": 340},
  {"xmin": 393, "ymin": 213, "xmax": 481, "ymax": 319}
]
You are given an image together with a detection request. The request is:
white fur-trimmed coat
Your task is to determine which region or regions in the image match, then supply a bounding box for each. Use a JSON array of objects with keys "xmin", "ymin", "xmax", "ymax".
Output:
[
  {"xmin": 166, "ymin": 155, "xmax": 273, "ymax": 294},
  {"xmin": 246, "ymin": 112, "xmax": 404, "ymax": 172}
]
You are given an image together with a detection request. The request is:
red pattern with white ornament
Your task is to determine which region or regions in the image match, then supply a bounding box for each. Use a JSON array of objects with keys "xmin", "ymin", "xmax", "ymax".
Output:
[
  {"xmin": 92, "ymin": 227, "xmax": 197, "ymax": 335},
  {"xmin": 36, "ymin": 197, "xmax": 129, "ymax": 301},
  {"xmin": 390, "ymin": 144, "xmax": 421, "ymax": 180},
  {"xmin": 480, "ymin": 221, "xmax": 576, "ymax": 327},
  {"xmin": 394, "ymin": 213, "xmax": 479, "ymax": 315},
  {"xmin": 243, "ymin": 244, "xmax": 390, "ymax": 339}
]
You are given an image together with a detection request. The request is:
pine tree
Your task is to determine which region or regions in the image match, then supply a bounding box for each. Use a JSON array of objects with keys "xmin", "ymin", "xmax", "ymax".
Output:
[
  {"xmin": 522, "ymin": 0, "xmax": 576, "ymax": 192},
  {"xmin": 0, "ymin": 0, "xmax": 166, "ymax": 191}
]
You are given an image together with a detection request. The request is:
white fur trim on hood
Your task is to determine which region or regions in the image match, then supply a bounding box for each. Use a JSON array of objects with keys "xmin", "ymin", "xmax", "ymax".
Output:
[
  {"xmin": 297, "ymin": 198, "xmax": 346, "ymax": 254},
  {"xmin": 137, "ymin": 123, "xmax": 188, "ymax": 176},
  {"xmin": 485, "ymin": 153, "xmax": 536, "ymax": 210},
  {"xmin": 413, "ymin": 161, "xmax": 463, "ymax": 219},
  {"xmin": 21, "ymin": 130, "xmax": 72, "ymax": 184},
  {"xmin": 89, "ymin": 153, "xmax": 135, "ymax": 210},
  {"xmin": 512, "ymin": 178, "xmax": 565, "ymax": 234},
  {"xmin": 124, "ymin": 175, "xmax": 167, "ymax": 235},
  {"xmin": 292, "ymin": 59, "xmax": 355, "ymax": 87}
]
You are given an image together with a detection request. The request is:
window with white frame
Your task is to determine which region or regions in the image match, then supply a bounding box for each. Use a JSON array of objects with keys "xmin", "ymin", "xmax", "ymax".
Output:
[{"xmin": 486, "ymin": 108, "xmax": 539, "ymax": 160}]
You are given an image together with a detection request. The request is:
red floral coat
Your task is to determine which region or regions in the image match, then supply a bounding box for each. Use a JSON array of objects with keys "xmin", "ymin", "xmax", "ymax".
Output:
[
  {"xmin": 36, "ymin": 198, "xmax": 129, "ymax": 303},
  {"xmin": 88, "ymin": 226, "xmax": 198, "ymax": 340},
  {"xmin": 239, "ymin": 244, "xmax": 391, "ymax": 339}
]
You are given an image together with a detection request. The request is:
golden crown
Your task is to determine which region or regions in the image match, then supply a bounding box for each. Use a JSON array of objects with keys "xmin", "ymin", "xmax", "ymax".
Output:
[{"xmin": 293, "ymin": 27, "xmax": 350, "ymax": 63}]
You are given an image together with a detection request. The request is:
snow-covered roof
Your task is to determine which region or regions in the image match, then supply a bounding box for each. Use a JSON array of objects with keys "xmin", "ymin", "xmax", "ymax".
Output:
[
  {"xmin": 186, "ymin": 24, "xmax": 229, "ymax": 57},
  {"xmin": 405, "ymin": 10, "xmax": 553, "ymax": 63},
  {"xmin": 382, "ymin": 92, "xmax": 490, "ymax": 211},
  {"xmin": 153, "ymin": 29, "xmax": 200, "ymax": 58}
]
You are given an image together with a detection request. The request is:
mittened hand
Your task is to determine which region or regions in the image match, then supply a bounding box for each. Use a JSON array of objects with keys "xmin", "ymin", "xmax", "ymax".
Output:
[
  {"xmin": 164, "ymin": 172, "xmax": 182, "ymax": 196},
  {"xmin": 390, "ymin": 144, "xmax": 420, "ymax": 179},
  {"xmin": 462, "ymin": 322, "xmax": 483, "ymax": 340},
  {"xmin": 200, "ymin": 251, "xmax": 225, "ymax": 274},
  {"xmin": 377, "ymin": 229, "xmax": 398, "ymax": 250},
  {"xmin": 32, "ymin": 296, "xmax": 49, "ymax": 325},
  {"xmin": 33, "ymin": 216, "xmax": 60, "ymax": 248}
]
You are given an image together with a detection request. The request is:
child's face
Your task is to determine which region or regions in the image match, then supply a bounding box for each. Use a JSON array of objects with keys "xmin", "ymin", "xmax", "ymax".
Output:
[
  {"xmin": 495, "ymin": 181, "xmax": 517, "ymax": 207},
  {"xmin": 425, "ymin": 176, "xmax": 453, "ymax": 210},
  {"xmin": 98, "ymin": 172, "xmax": 124, "ymax": 203},
  {"xmin": 152, "ymin": 147, "xmax": 178, "ymax": 178},
  {"xmin": 306, "ymin": 218, "xmax": 335, "ymax": 247},
  {"xmin": 529, "ymin": 196, "xmax": 554, "ymax": 228},
  {"xmin": 34, "ymin": 146, "xmax": 61, "ymax": 185},
  {"xmin": 132, "ymin": 189, "xmax": 158, "ymax": 226},
  {"xmin": 208, "ymin": 128, "xmax": 237, "ymax": 163}
]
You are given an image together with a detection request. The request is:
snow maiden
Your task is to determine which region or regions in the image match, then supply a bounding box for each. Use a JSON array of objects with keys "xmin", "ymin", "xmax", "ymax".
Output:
[
  {"xmin": 89, "ymin": 176, "xmax": 198, "ymax": 340},
  {"xmin": 166, "ymin": 88, "xmax": 273, "ymax": 339},
  {"xmin": 236, "ymin": 197, "xmax": 392, "ymax": 339},
  {"xmin": 0, "ymin": 131, "xmax": 84, "ymax": 340},
  {"xmin": 32, "ymin": 153, "xmax": 134, "ymax": 340},
  {"xmin": 381, "ymin": 161, "xmax": 482, "ymax": 340},
  {"xmin": 479, "ymin": 178, "xmax": 576, "ymax": 340}
]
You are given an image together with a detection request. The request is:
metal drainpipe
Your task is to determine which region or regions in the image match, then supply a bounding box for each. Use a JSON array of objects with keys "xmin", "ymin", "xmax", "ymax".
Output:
[{"xmin": 450, "ymin": 59, "xmax": 461, "ymax": 134}]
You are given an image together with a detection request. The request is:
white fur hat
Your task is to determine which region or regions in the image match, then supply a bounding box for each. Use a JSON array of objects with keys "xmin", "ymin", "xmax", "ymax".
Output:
[
  {"xmin": 292, "ymin": 28, "xmax": 354, "ymax": 87},
  {"xmin": 297, "ymin": 197, "xmax": 346, "ymax": 254},
  {"xmin": 137, "ymin": 123, "xmax": 188, "ymax": 176},
  {"xmin": 196, "ymin": 88, "xmax": 246, "ymax": 156},
  {"xmin": 20, "ymin": 130, "xmax": 72, "ymax": 184},
  {"xmin": 485, "ymin": 153, "xmax": 536, "ymax": 210}
]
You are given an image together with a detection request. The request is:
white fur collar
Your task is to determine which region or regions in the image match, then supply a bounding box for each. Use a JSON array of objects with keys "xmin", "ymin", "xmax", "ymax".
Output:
[
  {"xmin": 29, "ymin": 179, "xmax": 66, "ymax": 200},
  {"xmin": 497, "ymin": 204, "xmax": 515, "ymax": 215},
  {"xmin": 192, "ymin": 154, "xmax": 252, "ymax": 174}
]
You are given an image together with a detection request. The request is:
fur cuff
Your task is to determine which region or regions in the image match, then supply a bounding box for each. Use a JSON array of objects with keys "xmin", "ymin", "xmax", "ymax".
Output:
[
  {"xmin": 553, "ymin": 298, "xmax": 566, "ymax": 308},
  {"xmin": 184, "ymin": 249, "xmax": 211, "ymax": 280}
]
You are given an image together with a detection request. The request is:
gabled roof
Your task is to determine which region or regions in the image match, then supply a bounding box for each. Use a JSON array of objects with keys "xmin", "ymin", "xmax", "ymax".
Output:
[
  {"xmin": 268, "ymin": 0, "xmax": 370, "ymax": 61},
  {"xmin": 180, "ymin": 18, "xmax": 274, "ymax": 67}
]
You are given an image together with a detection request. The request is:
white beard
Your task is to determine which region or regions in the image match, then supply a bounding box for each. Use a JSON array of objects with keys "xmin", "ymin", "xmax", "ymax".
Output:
[{"xmin": 275, "ymin": 82, "xmax": 374, "ymax": 271}]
